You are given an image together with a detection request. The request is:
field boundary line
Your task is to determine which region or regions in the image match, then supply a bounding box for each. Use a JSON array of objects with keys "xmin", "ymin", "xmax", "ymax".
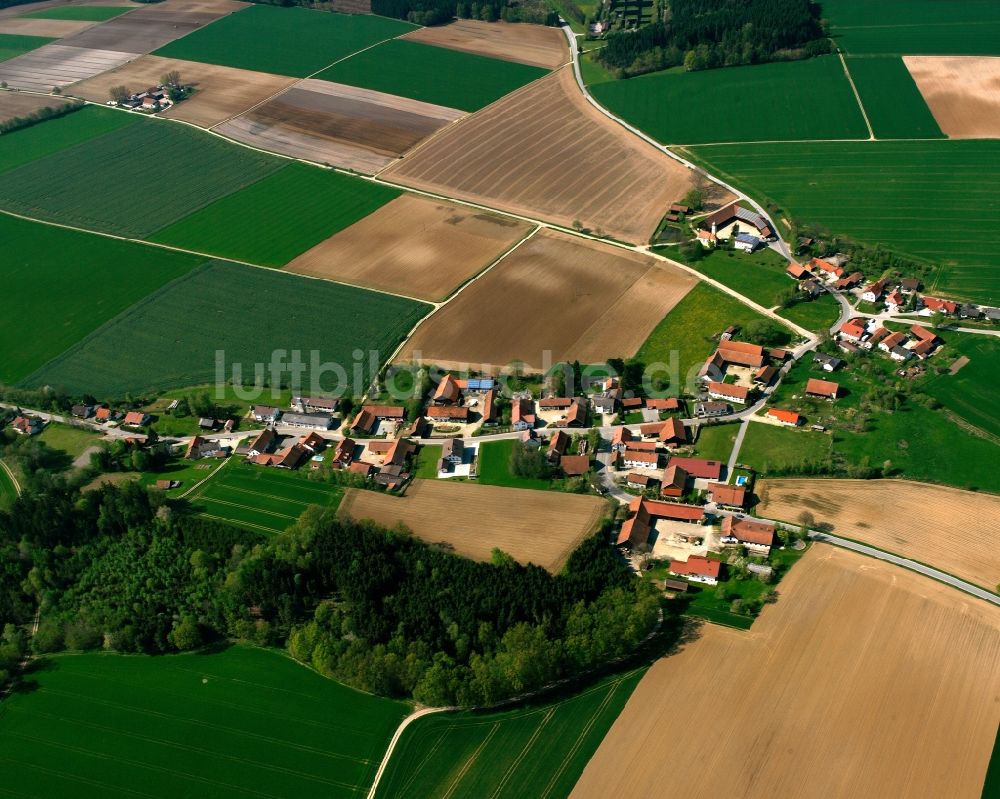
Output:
[
  {"xmin": 366, "ymin": 706, "xmax": 454, "ymax": 799},
  {"xmin": 0, "ymin": 460, "xmax": 21, "ymax": 497},
  {"xmin": 837, "ymin": 50, "xmax": 875, "ymax": 140},
  {"xmin": 488, "ymin": 707, "xmax": 556, "ymax": 799},
  {"xmin": 441, "ymin": 723, "xmax": 500, "ymax": 799}
]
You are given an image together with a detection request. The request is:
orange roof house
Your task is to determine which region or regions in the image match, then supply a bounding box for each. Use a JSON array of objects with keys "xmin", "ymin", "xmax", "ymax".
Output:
[
  {"xmin": 669, "ymin": 555, "xmax": 721, "ymax": 583},
  {"xmin": 660, "ymin": 464, "xmax": 688, "ymax": 497},
  {"xmin": 707, "ymin": 381, "xmax": 750, "ymax": 403},
  {"xmin": 709, "ymin": 482, "xmax": 746, "ymax": 508},
  {"xmin": 659, "ymin": 416, "xmax": 687, "ymax": 446},
  {"xmin": 560, "ymin": 455, "xmax": 590, "ymax": 476},
  {"xmin": 432, "ymin": 374, "xmax": 462, "ymax": 404},
  {"xmin": 721, "ymin": 516, "xmax": 776, "ymax": 552},
  {"xmin": 805, "ymin": 378, "xmax": 840, "ymax": 400},
  {"xmin": 617, "ymin": 496, "xmax": 705, "ymax": 547},
  {"xmin": 667, "ymin": 456, "xmax": 722, "ymax": 480},
  {"xmin": 767, "ymin": 408, "xmax": 801, "ymax": 426}
]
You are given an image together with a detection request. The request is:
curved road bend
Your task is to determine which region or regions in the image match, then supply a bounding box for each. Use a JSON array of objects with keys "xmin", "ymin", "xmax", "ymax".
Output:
[{"xmin": 365, "ymin": 706, "xmax": 454, "ymax": 799}]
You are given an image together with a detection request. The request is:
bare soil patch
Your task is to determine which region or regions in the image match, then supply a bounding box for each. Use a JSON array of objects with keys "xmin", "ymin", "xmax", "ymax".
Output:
[
  {"xmin": 905, "ymin": 56, "xmax": 1000, "ymax": 138},
  {"xmin": 338, "ymin": 478, "xmax": 606, "ymax": 572},
  {"xmin": 216, "ymin": 78, "xmax": 464, "ymax": 173},
  {"xmin": 0, "ymin": 43, "xmax": 136, "ymax": 92},
  {"xmin": 383, "ymin": 67, "xmax": 701, "ymax": 244},
  {"xmin": 401, "ymin": 19, "xmax": 567, "ymax": 69},
  {"xmin": 67, "ymin": 54, "xmax": 295, "ymax": 128},
  {"xmin": 0, "ymin": 17, "xmax": 95, "ymax": 37},
  {"xmin": 285, "ymin": 193, "xmax": 531, "ymax": 301},
  {"xmin": 0, "ymin": 91, "xmax": 72, "ymax": 124},
  {"xmin": 757, "ymin": 477, "xmax": 1000, "ymax": 590},
  {"xmin": 398, "ymin": 228, "xmax": 696, "ymax": 370},
  {"xmin": 573, "ymin": 546, "xmax": 1000, "ymax": 799}
]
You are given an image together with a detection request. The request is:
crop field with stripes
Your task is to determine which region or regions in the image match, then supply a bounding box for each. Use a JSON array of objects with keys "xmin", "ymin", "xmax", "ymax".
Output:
[
  {"xmin": 0, "ymin": 647, "xmax": 408, "ymax": 798},
  {"xmin": 373, "ymin": 668, "xmax": 644, "ymax": 799},
  {"xmin": 191, "ymin": 459, "xmax": 344, "ymax": 535}
]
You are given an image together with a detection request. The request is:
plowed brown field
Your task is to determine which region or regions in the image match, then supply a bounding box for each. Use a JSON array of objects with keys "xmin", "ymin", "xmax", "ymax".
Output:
[
  {"xmin": 216, "ymin": 78, "xmax": 464, "ymax": 173},
  {"xmin": 758, "ymin": 477, "xmax": 1000, "ymax": 590},
  {"xmin": 67, "ymin": 55, "xmax": 295, "ymax": 127},
  {"xmin": 905, "ymin": 56, "xmax": 1000, "ymax": 138},
  {"xmin": 338, "ymin": 478, "xmax": 606, "ymax": 572},
  {"xmin": 397, "ymin": 228, "xmax": 696, "ymax": 370},
  {"xmin": 401, "ymin": 19, "xmax": 567, "ymax": 69},
  {"xmin": 383, "ymin": 67, "xmax": 699, "ymax": 244},
  {"xmin": 285, "ymin": 194, "xmax": 531, "ymax": 301},
  {"xmin": 0, "ymin": 91, "xmax": 72, "ymax": 124},
  {"xmin": 573, "ymin": 546, "xmax": 1000, "ymax": 799},
  {"xmin": 0, "ymin": 17, "xmax": 95, "ymax": 37}
]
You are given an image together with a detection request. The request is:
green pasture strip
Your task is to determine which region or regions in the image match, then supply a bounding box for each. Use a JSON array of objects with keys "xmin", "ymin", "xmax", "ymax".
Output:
[
  {"xmin": 0, "ymin": 461, "xmax": 16, "ymax": 509},
  {"xmin": 591, "ymin": 57, "xmax": 868, "ymax": 144},
  {"xmin": 0, "ymin": 213, "xmax": 202, "ymax": 385},
  {"xmin": 0, "ymin": 32, "xmax": 53, "ymax": 62},
  {"xmin": 477, "ymin": 439, "xmax": 552, "ymax": 490},
  {"xmin": 22, "ymin": 5, "xmax": 132, "ymax": 20},
  {"xmin": 155, "ymin": 5, "xmax": 417, "ymax": 78},
  {"xmin": 0, "ymin": 119, "xmax": 283, "ymax": 238},
  {"xmin": 317, "ymin": 39, "xmax": 547, "ymax": 113},
  {"xmin": 683, "ymin": 140, "xmax": 1000, "ymax": 305},
  {"xmin": 845, "ymin": 57, "xmax": 943, "ymax": 139},
  {"xmin": 375, "ymin": 669, "xmax": 644, "ymax": 799},
  {"xmin": 778, "ymin": 292, "xmax": 841, "ymax": 333},
  {"xmin": 37, "ymin": 422, "xmax": 99, "ymax": 459},
  {"xmin": 920, "ymin": 331, "xmax": 1000, "ymax": 439},
  {"xmin": 0, "ymin": 647, "xmax": 408, "ymax": 799},
  {"xmin": 681, "ymin": 247, "xmax": 792, "ymax": 310},
  {"xmin": 23, "ymin": 260, "xmax": 430, "ymax": 397},
  {"xmin": 153, "ymin": 163, "xmax": 401, "ymax": 267},
  {"xmin": 738, "ymin": 422, "xmax": 833, "ymax": 473},
  {"xmin": 0, "ymin": 103, "xmax": 137, "ymax": 174},
  {"xmin": 691, "ymin": 422, "xmax": 740, "ymax": 462},
  {"xmin": 824, "ymin": 0, "xmax": 1000, "ymax": 56}
]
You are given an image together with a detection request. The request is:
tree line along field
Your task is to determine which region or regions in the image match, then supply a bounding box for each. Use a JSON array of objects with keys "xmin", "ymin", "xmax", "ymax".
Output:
[
  {"xmin": 683, "ymin": 140, "xmax": 1000, "ymax": 305},
  {"xmin": 590, "ymin": 57, "xmax": 868, "ymax": 144},
  {"xmin": 22, "ymin": 260, "xmax": 431, "ymax": 397},
  {"xmin": 191, "ymin": 458, "xmax": 346, "ymax": 535},
  {"xmin": 824, "ymin": 0, "xmax": 1000, "ymax": 56},
  {"xmin": 0, "ymin": 647, "xmax": 409, "ymax": 798},
  {"xmin": 0, "ymin": 32, "xmax": 52, "ymax": 62},
  {"xmin": 845, "ymin": 56, "xmax": 944, "ymax": 139},
  {"xmin": 21, "ymin": 5, "xmax": 134, "ymax": 22},
  {"xmin": 374, "ymin": 668, "xmax": 645, "ymax": 799},
  {"xmin": 154, "ymin": 4, "xmax": 417, "ymax": 78},
  {"xmin": 316, "ymin": 38, "xmax": 549, "ymax": 113},
  {"xmin": 0, "ymin": 214, "xmax": 204, "ymax": 386}
]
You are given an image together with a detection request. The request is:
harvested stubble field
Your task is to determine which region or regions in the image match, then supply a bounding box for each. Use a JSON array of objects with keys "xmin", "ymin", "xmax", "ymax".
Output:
[
  {"xmin": 68, "ymin": 54, "xmax": 296, "ymax": 128},
  {"xmin": 216, "ymin": 78, "xmax": 464, "ymax": 173},
  {"xmin": 338, "ymin": 479, "xmax": 606, "ymax": 572},
  {"xmin": 0, "ymin": 646, "xmax": 409, "ymax": 798},
  {"xmin": 573, "ymin": 546, "xmax": 1000, "ymax": 799},
  {"xmin": 285, "ymin": 194, "xmax": 532, "ymax": 301},
  {"xmin": 757, "ymin": 478, "xmax": 1000, "ymax": 591},
  {"xmin": 397, "ymin": 229, "xmax": 696, "ymax": 370},
  {"xmin": 0, "ymin": 17, "xmax": 95, "ymax": 37},
  {"xmin": 0, "ymin": 118, "xmax": 283, "ymax": 237},
  {"xmin": 0, "ymin": 90, "xmax": 72, "ymax": 123},
  {"xmin": 23, "ymin": 260, "xmax": 430, "ymax": 396},
  {"xmin": 0, "ymin": 41, "xmax": 134, "ymax": 91},
  {"xmin": 401, "ymin": 18, "xmax": 567, "ymax": 69},
  {"xmin": 904, "ymin": 56, "xmax": 1000, "ymax": 139},
  {"xmin": 384, "ymin": 67, "xmax": 698, "ymax": 244}
]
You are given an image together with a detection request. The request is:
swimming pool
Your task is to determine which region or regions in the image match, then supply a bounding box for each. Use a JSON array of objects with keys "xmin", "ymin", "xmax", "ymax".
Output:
[{"xmin": 735, "ymin": 475, "xmax": 748, "ymax": 486}]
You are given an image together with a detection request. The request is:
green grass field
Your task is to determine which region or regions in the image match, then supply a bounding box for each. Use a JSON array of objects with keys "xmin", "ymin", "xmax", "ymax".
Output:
[
  {"xmin": 684, "ymin": 140, "xmax": 1000, "ymax": 305},
  {"xmin": 778, "ymin": 292, "xmax": 842, "ymax": 333},
  {"xmin": 845, "ymin": 57, "xmax": 943, "ymax": 139},
  {"xmin": 824, "ymin": 0, "xmax": 1000, "ymax": 56},
  {"xmin": 374, "ymin": 668, "xmax": 644, "ymax": 799},
  {"xmin": 152, "ymin": 163, "xmax": 400, "ymax": 267},
  {"xmin": 190, "ymin": 458, "xmax": 345, "ymax": 534},
  {"xmin": 23, "ymin": 260, "xmax": 430, "ymax": 397},
  {"xmin": 476, "ymin": 439, "xmax": 552, "ymax": 490},
  {"xmin": 0, "ymin": 32, "xmax": 53, "ymax": 62},
  {"xmin": 137, "ymin": 455, "xmax": 225, "ymax": 498},
  {"xmin": 413, "ymin": 445, "xmax": 441, "ymax": 479},
  {"xmin": 738, "ymin": 422, "xmax": 833, "ymax": 473},
  {"xmin": 691, "ymin": 422, "xmax": 740, "ymax": 462},
  {"xmin": 0, "ymin": 646, "xmax": 409, "ymax": 798},
  {"xmin": 0, "ymin": 461, "xmax": 17, "ymax": 509},
  {"xmin": 591, "ymin": 57, "xmax": 868, "ymax": 144},
  {"xmin": 155, "ymin": 5, "xmax": 416, "ymax": 77},
  {"xmin": 317, "ymin": 39, "xmax": 547, "ymax": 113},
  {"xmin": 921, "ymin": 332, "xmax": 1000, "ymax": 439},
  {"xmin": 0, "ymin": 104, "xmax": 138, "ymax": 174},
  {"xmin": 636, "ymin": 282, "xmax": 792, "ymax": 394},
  {"xmin": 22, "ymin": 5, "xmax": 132, "ymax": 20},
  {"xmin": 0, "ymin": 214, "xmax": 203, "ymax": 385},
  {"xmin": 0, "ymin": 119, "xmax": 283, "ymax": 238},
  {"xmin": 681, "ymin": 247, "xmax": 793, "ymax": 309},
  {"xmin": 983, "ymin": 726, "xmax": 1000, "ymax": 799},
  {"xmin": 37, "ymin": 423, "xmax": 99, "ymax": 459}
]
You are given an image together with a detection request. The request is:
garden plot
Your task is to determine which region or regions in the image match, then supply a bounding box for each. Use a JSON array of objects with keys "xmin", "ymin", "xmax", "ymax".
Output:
[
  {"xmin": 216, "ymin": 79, "xmax": 464, "ymax": 173},
  {"xmin": 0, "ymin": 42, "xmax": 136, "ymax": 91},
  {"xmin": 904, "ymin": 56, "xmax": 1000, "ymax": 138}
]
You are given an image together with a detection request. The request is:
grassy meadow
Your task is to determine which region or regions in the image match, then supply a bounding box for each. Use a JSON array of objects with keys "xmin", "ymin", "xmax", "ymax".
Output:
[
  {"xmin": 684, "ymin": 140, "xmax": 1000, "ymax": 305},
  {"xmin": 37, "ymin": 423, "xmax": 99, "ymax": 460},
  {"xmin": 779, "ymin": 292, "xmax": 842, "ymax": 333},
  {"xmin": 22, "ymin": 5, "xmax": 131, "ymax": 20},
  {"xmin": 477, "ymin": 439, "xmax": 552, "ymax": 491},
  {"xmin": 317, "ymin": 39, "xmax": 548, "ymax": 113},
  {"xmin": 679, "ymin": 246, "xmax": 793, "ymax": 309},
  {"xmin": 845, "ymin": 57, "xmax": 943, "ymax": 139},
  {"xmin": 921, "ymin": 331, "xmax": 1000, "ymax": 439},
  {"xmin": 0, "ymin": 647, "xmax": 408, "ymax": 798},
  {"xmin": 691, "ymin": 422, "xmax": 740, "ymax": 462},
  {"xmin": 0, "ymin": 32, "xmax": 53, "ymax": 62},
  {"xmin": 0, "ymin": 462, "xmax": 17, "ymax": 509},
  {"xmin": 738, "ymin": 422, "xmax": 833, "ymax": 473},
  {"xmin": 374, "ymin": 668, "xmax": 644, "ymax": 799},
  {"xmin": 0, "ymin": 120, "xmax": 283, "ymax": 237},
  {"xmin": 190, "ymin": 457, "xmax": 345, "ymax": 534},
  {"xmin": 155, "ymin": 5, "xmax": 416, "ymax": 77},
  {"xmin": 0, "ymin": 214, "xmax": 203, "ymax": 385},
  {"xmin": 23, "ymin": 260, "xmax": 431, "ymax": 396},
  {"xmin": 153, "ymin": 163, "xmax": 400, "ymax": 267},
  {"xmin": 591, "ymin": 57, "xmax": 868, "ymax": 144}
]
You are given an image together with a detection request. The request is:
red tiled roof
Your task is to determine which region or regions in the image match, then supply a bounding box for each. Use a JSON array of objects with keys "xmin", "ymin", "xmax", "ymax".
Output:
[
  {"xmin": 624, "ymin": 441, "xmax": 658, "ymax": 451},
  {"xmin": 622, "ymin": 450, "xmax": 658, "ymax": 464},
  {"xmin": 426, "ymin": 405, "xmax": 469, "ymax": 420},
  {"xmin": 810, "ymin": 257, "xmax": 843, "ymax": 277},
  {"xmin": 661, "ymin": 464, "xmax": 688, "ymax": 494},
  {"xmin": 910, "ymin": 325, "xmax": 936, "ymax": 342},
  {"xmin": 923, "ymin": 296, "xmax": 957, "ymax": 314},
  {"xmin": 432, "ymin": 374, "xmax": 461, "ymax": 403},
  {"xmin": 722, "ymin": 516, "xmax": 775, "ymax": 546},
  {"xmin": 767, "ymin": 408, "xmax": 801, "ymax": 425},
  {"xmin": 805, "ymin": 378, "xmax": 839, "ymax": 398},
  {"xmin": 709, "ymin": 482, "xmax": 746, "ymax": 507},
  {"xmin": 560, "ymin": 455, "xmax": 590, "ymax": 476},
  {"xmin": 646, "ymin": 397, "xmax": 681, "ymax": 411},
  {"xmin": 839, "ymin": 319, "xmax": 866, "ymax": 339},
  {"xmin": 707, "ymin": 381, "xmax": 749, "ymax": 401},
  {"xmin": 548, "ymin": 430, "xmax": 569, "ymax": 456},
  {"xmin": 123, "ymin": 411, "xmax": 147, "ymax": 426},
  {"xmin": 786, "ymin": 262, "xmax": 810, "ymax": 279},
  {"xmin": 670, "ymin": 555, "xmax": 721, "ymax": 578},
  {"xmin": 666, "ymin": 456, "xmax": 722, "ymax": 480},
  {"xmin": 659, "ymin": 416, "xmax": 687, "ymax": 443},
  {"xmin": 539, "ymin": 397, "xmax": 573, "ymax": 409}
]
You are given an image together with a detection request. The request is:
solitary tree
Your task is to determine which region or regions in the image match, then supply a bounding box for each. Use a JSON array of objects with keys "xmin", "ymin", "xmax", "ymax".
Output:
[{"xmin": 161, "ymin": 70, "xmax": 182, "ymax": 88}]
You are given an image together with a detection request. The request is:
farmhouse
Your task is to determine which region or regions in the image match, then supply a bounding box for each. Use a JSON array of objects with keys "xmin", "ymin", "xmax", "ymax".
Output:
[
  {"xmin": 800, "ymin": 279, "xmax": 823, "ymax": 298},
  {"xmin": 810, "ymin": 257, "xmax": 844, "ymax": 280},
  {"xmin": 560, "ymin": 454, "xmax": 590, "ymax": 476},
  {"xmin": 660, "ymin": 464, "xmax": 688, "ymax": 497},
  {"xmin": 647, "ymin": 397, "xmax": 683, "ymax": 412},
  {"xmin": 592, "ymin": 390, "xmax": 619, "ymax": 415},
  {"xmin": 242, "ymin": 427, "xmax": 277, "ymax": 457},
  {"xmin": 298, "ymin": 432, "xmax": 325, "ymax": 454},
  {"xmin": 786, "ymin": 262, "xmax": 810, "ymax": 280},
  {"xmin": 353, "ymin": 404, "xmax": 405, "ymax": 435},
  {"xmin": 900, "ymin": 277, "xmax": 921, "ymax": 292},
  {"xmin": 695, "ymin": 401, "xmax": 731, "ymax": 418},
  {"xmin": 659, "ymin": 416, "xmax": 687, "ymax": 447},
  {"xmin": 622, "ymin": 450, "xmax": 659, "ymax": 469},
  {"xmin": 331, "ymin": 437, "xmax": 355, "ymax": 468},
  {"xmin": 833, "ymin": 271, "xmax": 863, "ymax": 290},
  {"xmin": 734, "ymin": 233, "xmax": 760, "ymax": 253},
  {"xmin": 865, "ymin": 327, "xmax": 890, "ymax": 350},
  {"xmin": 891, "ymin": 344, "xmax": 914, "ymax": 362},
  {"xmin": 432, "ymin": 374, "xmax": 462, "ymax": 405},
  {"xmin": 838, "ymin": 319, "xmax": 868, "ymax": 344},
  {"xmin": 812, "ymin": 352, "xmax": 843, "ymax": 372},
  {"xmin": 754, "ymin": 365, "xmax": 777, "ymax": 386},
  {"xmin": 960, "ymin": 304, "xmax": 984, "ymax": 320},
  {"xmin": 767, "ymin": 408, "xmax": 802, "ymax": 427},
  {"xmin": 348, "ymin": 461, "xmax": 374, "ymax": 479},
  {"xmin": 426, "ymin": 405, "xmax": 470, "ymax": 423},
  {"xmin": 617, "ymin": 496, "xmax": 706, "ymax": 548},
  {"xmin": 702, "ymin": 203, "xmax": 773, "ymax": 240},
  {"xmin": 707, "ymin": 381, "xmax": 750, "ymax": 404},
  {"xmin": 697, "ymin": 228, "xmax": 717, "ymax": 248},
  {"xmin": 401, "ymin": 416, "xmax": 430, "ymax": 438},
  {"xmin": 282, "ymin": 412, "xmax": 334, "ymax": 430},
  {"xmin": 709, "ymin": 482, "xmax": 746, "ymax": 509},
  {"xmin": 720, "ymin": 516, "xmax": 776, "ymax": 555},
  {"xmin": 667, "ymin": 456, "xmax": 722, "ymax": 481},
  {"xmin": 538, "ymin": 397, "xmax": 572, "ymax": 410},
  {"xmin": 292, "ymin": 396, "xmax": 337, "ymax": 413},
  {"xmin": 611, "ymin": 426, "xmax": 633, "ymax": 452},
  {"xmin": 805, "ymin": 378, "xmax": 840, "ymax": 400},
  {"xmin": 511, "ymin": 397, "xmax": 536, "ymax": 431},
  {"xmin": 885, "ymin": 289, "xmax": 906, "ymax": 311},
  {"xmin": 625, "ymin": 441, "xmax": 658, "ymax": 452},
  {"xmin": 71, "ymin": 404, "xmax": 94, "ymax": 419},
  {"xmin": 94, "ymin": 407, "xmax": 116, "ymax": 423},
  {"xmin": 547, "ymin": 430, "xmax": 570, "ymax": 462},
  {"xmin": 122, "ymin": 411, "xmax": 151, "ymax": 428},
  {"xmin": 251, "ymin": 405, "xmax": 281, "ymax": 423},
  {"xmin": 878, "ymin": 331, "xmax": 906, "ymax": 353},
  {"xmin": 11, "ymin": 415, "xmax": 43, "ymax": 436},
  {"xmin": 861, "ymin": 278, "xmax": 889, "ymax": 303},
  {"xmin": 627, "ymin": 472, "xmax": 659, "ymax": 490},
  {"xmin": 551, "ymin": 397, "xmax": 587, "ymax": 428},
  {"xmin": 438, "ymin": 438, "xmax": 464, "ymax": 473},
  {"xmin": 922, "ymin": 296, "xmax": 958, "ymax": 315},
  {"xmin": 668, "ymin": 555, "xmax": 721, "ymax": 585},
  {"xmin": 479, "ymin": 388, "xmax": 497, "ymax": 424}
]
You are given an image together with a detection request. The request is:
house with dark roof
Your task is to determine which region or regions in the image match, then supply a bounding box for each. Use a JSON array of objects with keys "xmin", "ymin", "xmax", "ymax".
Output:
[
  {"xmin": 11, "ymin": 415, "xmax": 43, "ymax": 436},
  {"xmin": 695, "ymin": 401, "xmax": 731, "ymax": 418},
  {"xmin": 250, "ymin": 405, "xmax": 281, "ymax": 423},
  {"xmin": 812, "ymin": 352, "xmax": 843, "ymax": 372},
  {"xmin": 283, "ymin": 412, "xmax": 334, "ymax": 430}
]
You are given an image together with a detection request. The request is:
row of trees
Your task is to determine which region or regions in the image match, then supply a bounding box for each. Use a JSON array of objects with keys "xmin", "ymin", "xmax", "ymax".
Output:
[{"xmin": 371, "ymin": 0, "xmax": 556, "ymax": 25}]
